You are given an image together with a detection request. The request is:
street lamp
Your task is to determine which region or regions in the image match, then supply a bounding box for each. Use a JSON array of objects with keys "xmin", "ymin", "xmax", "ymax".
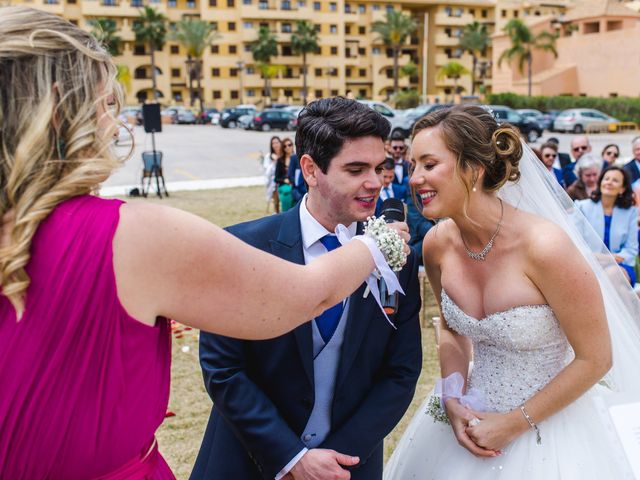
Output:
[{"xmin": 236, "ymin": 59, "xmax": 245, "ymax": 105}]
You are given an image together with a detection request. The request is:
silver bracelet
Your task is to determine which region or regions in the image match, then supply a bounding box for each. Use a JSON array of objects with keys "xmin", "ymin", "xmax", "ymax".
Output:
[{"xmin": 519, "ymin": 404, "xmax": 542, "ymax": 445}]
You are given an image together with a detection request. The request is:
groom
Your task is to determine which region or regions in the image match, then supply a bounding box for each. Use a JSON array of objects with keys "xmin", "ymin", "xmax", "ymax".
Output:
[{"xmin": 191, "ymin": 97, "xmax": 422, "ymax": 480}]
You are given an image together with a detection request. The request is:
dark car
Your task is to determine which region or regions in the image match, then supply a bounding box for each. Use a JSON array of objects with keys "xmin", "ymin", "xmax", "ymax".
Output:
[
  {"xmin": 407, "ymin": 103, "xmax": 452, "ymax": 132},
  {"xmin": 220, "ymin": 106, "xmax": 256, "ymax": 128},
  {"xmin": 486, "ymin": 105, "xmax": 543, "ymax": 142},
  {"xmin": 249, "ymin": 109, "xmax": 296, "ymax": 131}
]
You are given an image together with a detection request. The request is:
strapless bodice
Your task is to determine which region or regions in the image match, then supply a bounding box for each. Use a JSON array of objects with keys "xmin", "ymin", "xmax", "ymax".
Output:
[{"xmin": 441, "ymin": 289, "xmax": 572, "ymax": 412}]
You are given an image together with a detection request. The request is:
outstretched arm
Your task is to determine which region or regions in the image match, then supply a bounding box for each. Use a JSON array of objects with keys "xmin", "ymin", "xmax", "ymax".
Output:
[{"xmin": 113, "ymin": 202, "xmax": 376, "ymax": 339}]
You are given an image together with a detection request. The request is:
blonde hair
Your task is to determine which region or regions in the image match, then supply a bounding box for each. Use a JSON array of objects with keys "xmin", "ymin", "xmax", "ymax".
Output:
[{"xmin": 0, "ymin": 6, "xmax": 125, "ymax": 317}]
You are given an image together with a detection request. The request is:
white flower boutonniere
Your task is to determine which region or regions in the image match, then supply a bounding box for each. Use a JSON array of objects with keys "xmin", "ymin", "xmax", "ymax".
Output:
[{"xmin": 363, "ymin": 216, "xmax": 407, "ymax": 272}]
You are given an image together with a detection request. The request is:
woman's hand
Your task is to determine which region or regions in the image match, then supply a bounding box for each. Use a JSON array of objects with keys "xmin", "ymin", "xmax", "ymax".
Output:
[
  {"xmin": 464, "ymin": 409, "xmax": 529, "ymax": 452},
  {"xmin": 444, "ymin": 399, "xmax": 499, "ymax": 457}
]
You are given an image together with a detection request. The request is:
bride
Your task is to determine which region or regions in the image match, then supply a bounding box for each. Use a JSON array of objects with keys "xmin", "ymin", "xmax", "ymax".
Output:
[{"xmin": 385, "ymin": 105, "xmax": 640, "ymax": 479}]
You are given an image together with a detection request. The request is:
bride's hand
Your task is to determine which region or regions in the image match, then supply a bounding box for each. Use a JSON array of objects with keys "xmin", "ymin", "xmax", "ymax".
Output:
[
  {"xmin": 444, "ymin": 399, "xmax": 499, "ymax": 457},
  {"xmin": 464, "ymin": 409, "xmax": 529, "ymax": 452}
]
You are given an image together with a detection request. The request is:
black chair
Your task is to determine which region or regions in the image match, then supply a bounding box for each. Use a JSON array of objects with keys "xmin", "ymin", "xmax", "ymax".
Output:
[{"xmin": 141, "ymin": 150, "xmax": 168, "ymax": 198}]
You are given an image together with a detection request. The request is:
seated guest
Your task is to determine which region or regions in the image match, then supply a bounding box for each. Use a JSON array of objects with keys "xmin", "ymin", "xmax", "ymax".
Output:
[
  {"xmin": 546, "ymin": 136, "xmax": 572, "ymax": 169},
  {"xmin": 375, "ymin": 158, "xmax": 407, "ymax": 216},
  {"xmin": 576, "ymin": 166, "xmax": 638, "ymax": 285},
  {"xmin": 538, "ymin": 142, "xmax": 564, "ymax": 186},
  {"xmin": 567, "ymin": 153, "xmax": 603, "ymax": 201},
  {"xmin": 601, "ymin": 143, "xmax": 620, "ymax": 170}
]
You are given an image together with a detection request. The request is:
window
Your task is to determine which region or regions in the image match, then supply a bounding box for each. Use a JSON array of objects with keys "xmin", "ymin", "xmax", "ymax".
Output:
[
  {"xmin": 229, "ymin": 45, "xmax": 237, "ymax": 54},
  {"xmin": 386, "ymin": 68, "xmax": 393, "ymax": 79},
  {"xmin": 247, "ymin": 66, "xmax": 255, "ymax": 74},
  {"xmin": 329, "ymin": 2, "xmax": 336, "ymax": 11},
  {"xmin": 244, "ymin": 45, "xmax": 252, "ymax": 52},
  {"xmin": 134, "ymin": 67, "xmax": 147, "ymax": 79},
  {"xmin": 244, "ymin": 22, "xmax": 253, "ymax": 28},
  {"xmin": 211, "ymin": 45, "xmax": 219, "ymax": 54},
  {"xmin": 315, "ymin": 68, "xmax": 322, "ymax": 76},
  {"xmin": 358, "ymin": 47, "xmax": 365, "ymax": 55},
  {"xmin": 213, "ymin": 90, "xmax": 222, "ymax": 99},
  {"xmin": 513, "ymin": 10, "xmax": 519, "ymax": 18},
  {"xmin": 284, "ymin": 89, "xmax": 293, "ymax": 97},
  {"xmin": 346, "ymin": 68, "xmax": 352, "ymax": 77},
  {"xmin": 359, "ymin": 89, "xmax": 366, "ymax": 97},
  {"xmin": 231, "ymin": 90, "xmax": 239, "ymax": 99},
  {"xmin": 313, "ymin": 1, "xmax": 320, "ymax": 10},
  {"xmin": 131, "ymin": 0, "xmax": 143, "ymax": 5},
  {"xmin": 584, "ymin": 21, "xmax": 600, "ymax": 34},
  {"xmin": 259, "ymin": 22, "xmax": 269, "ymax": 28},
  {"xmin": 282, "ymin": 23, "xmax": 292, "ymax": 33},
  {"xmin": 298, "ymin": 0, "xmax": 306, "ymax": 6},
  {"xmin": 171, "ymin": 68, "xmax": 181, "ymax": 77},
  {"xmin": 359, "ymin": 68, "xmax": 366, "ymax": 76},
  {"xmin": 211, "ymin": 68, "xmax": 220, "ymax": 76},
  {"xmin": 259, "ymin": 0, "xmax": 268, "ymax": 7},
  {"xmin": 134, "ymin": 44, "xmax": 146, "ymax": 55},
  {"xmin": 172, "ymin": 91, "xmax": 182, "ymax": 101},
  {"xmin": 210, "ymin": 0, "xmax": 217, "ymax": 4},
  {"xmin": 102, "ymin": 0, "xmax": 117, "ymax": 5},
  {"xmin": 227, "ymin": 0, "xmax": 235, "ymax": 6},
  {"xmin": 315, "ymin": 89, "xmax": 323, "ymax": 97},
  {"xmin": 230, "ymin": 68, "xmax": 238, "ymax": 77},
  {"xmin": 168, "ymin": 0, "xmax": 176, "ymax": 6},
  {"xmin": 314, "ymin": 24, "xmax": 321, "ymax": 32},
  {"xmin": 243, "ymin": 0, "xmax": 251, "ymax": 4},
  {"xmin": 170, "ymin": 45, "xmax": 179, "ymax": 54},
  {"xmin": 187, "ymin": 0, "xmax": 196, "ymax": 7},
  {"xmin": 344, "ymin": 4, "xmax": 350, "ymax": 13},
  {"xmin": 358, "ymin": 4, "xmax": 365, "ymax": 13},
  {"xmin": 228, "ymin": 22, "xmax": 236, "ymax": 31},
  {"xmin": 282, "ymin": 45, "xmax": 293, "ymax": 55},
  {"xmin": 247, "ymin": 90, "xmax": 255, "ymax": 97},
  {"xmin": 69, "ymin": 19, "xmax": 78, "ymax": 24},
  {"xmin": 330, "ymin": 46, "xmax": 338, "ymax": 55},
  {"xmin": 210, "ymin": 21, "xmax": 218, "ymax": 30},
  {"xmin": 330, "ymin": 24, "xmax": 337, "ymax": 33},
  {"xmin": 501, "ymin": 9, "xmax": 506, "ymax": 17},
  {"xmin": 372, "ymin": 4, "xmax": 379, "ymax": 10},
  {"xmin": 386, "ymin": 4, "xmax": 393, "ymax": 12},
  {"xmin": 469, "ymin": 8, "xmax": 475, "ymax": 15},
  {"xmin": 481, "ymin": 9, "xmax": 488, "ymax": 18},
  {"xmin": 282, "ymin": 0, "xmax": 291, "ymax": 8},
  {"xmin": 372, "ymin": 47, "xmax": 380, "ymax": 54},
  {"xmin": 358, "ymin": 26, "xmax": 365, "ymax": 34},
  {"xmin": 345, "ymin": 25, "xmax": 351, "ymax": 34},
  {"xmin": 331, "ymin": 89, "xmax": 338, "ymax": 96}
]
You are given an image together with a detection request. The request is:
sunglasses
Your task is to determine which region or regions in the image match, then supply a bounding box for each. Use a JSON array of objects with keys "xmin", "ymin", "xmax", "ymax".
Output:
[
  {"xmin": 543, "ymin": 153, "xmax": 556, "ymax": 159},
  {"xmin": 604, "ymin": 150, "xmax": 619, "ymax": 157},
  {"xmin": 284, "ymin": 143, "xmax": 293, "ymax": 148},
  {"xmin": 391, "ymin": 146, "xmax": 406, "ymax": 151},
  {"xmin": 572, "ymin": 146, "xmax": 589, "ymax": 152}
]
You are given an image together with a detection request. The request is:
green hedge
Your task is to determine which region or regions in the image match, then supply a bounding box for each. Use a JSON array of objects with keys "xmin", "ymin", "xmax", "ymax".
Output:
[{"xmin": 486, "ymin": 93, "xmax": 640, "ymax": 123}]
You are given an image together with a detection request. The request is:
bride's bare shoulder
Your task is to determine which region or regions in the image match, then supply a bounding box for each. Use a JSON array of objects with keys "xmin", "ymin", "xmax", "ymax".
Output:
[
  {"xmin": 513, "ymin": 209, "xmax": 576, "ymax": 264},
  {"xmin": 423, "ymin": 219, "xmax": 456, "ymax": 264}
]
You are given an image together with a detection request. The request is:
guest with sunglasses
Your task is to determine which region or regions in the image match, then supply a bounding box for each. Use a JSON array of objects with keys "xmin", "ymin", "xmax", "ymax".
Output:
[
  {"xmin": 275, "ymin": 137, "xmax": 296, "ymax": 211},
  {"xmin": 389, "ymin": 132, "xmax": 410, "ymax": 188},
  {"xmin": 623, "ymin": 136, "xmax": 640, "ymax": 184},
  {"xmin": 567, "ymin": 153, "xmax": 603, "ymax": 200},
  {"xmin": 561, "ymin": 135, "xmax": 592, "ymax": 187},
  {"xmin": 539, "ymin": 141, "xmax": 564, "ymax": 186},
  {"xmin": 601, "ymin": 143, "xmax": 620, "ymax": 169}
]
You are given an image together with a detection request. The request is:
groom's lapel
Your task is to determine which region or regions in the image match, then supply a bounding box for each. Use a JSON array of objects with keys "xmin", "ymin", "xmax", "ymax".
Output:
[{"xmin": 269, "ymin": 205, "xmax": 314, "ymax": 387}]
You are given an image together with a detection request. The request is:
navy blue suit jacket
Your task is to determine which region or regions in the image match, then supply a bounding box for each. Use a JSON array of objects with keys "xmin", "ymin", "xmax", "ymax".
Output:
[
  {"xmin": 624, "ymin": 160, "xmax": 640, "ymax": 184},
  {"xmin": 190, "ymin": 204, "xmax": 422, "ymax": 480},
  {"xmin": 375, "ymin": 184, "xmax": 407, "ymax": 216}
]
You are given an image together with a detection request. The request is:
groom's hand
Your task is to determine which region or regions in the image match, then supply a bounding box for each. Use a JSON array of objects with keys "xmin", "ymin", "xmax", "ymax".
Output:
[{"xmin": 289, "ymin": 448, "xmax": 359, "ymax": 480}]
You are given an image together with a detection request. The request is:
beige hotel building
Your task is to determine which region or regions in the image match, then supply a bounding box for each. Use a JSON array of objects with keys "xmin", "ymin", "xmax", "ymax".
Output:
[{"xmin": 6, "ymin": 0, "xmax": 601, "ymax": 107}]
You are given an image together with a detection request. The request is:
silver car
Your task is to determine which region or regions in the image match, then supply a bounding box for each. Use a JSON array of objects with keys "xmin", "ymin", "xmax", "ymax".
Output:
[
  {"xmin": 553, "ymin": 108, "xmax": 619, "ymax": 134},
  {"xmin": 357, "ymin": 100, "xmax": 413, "ymax": 137}
]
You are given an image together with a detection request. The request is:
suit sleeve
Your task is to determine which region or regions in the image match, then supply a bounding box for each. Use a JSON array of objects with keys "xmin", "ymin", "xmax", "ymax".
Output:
[
  {"xmin": 319, "ymin": 251, "xmax": 422, "ymax": 463},
  {"xmin": 199, "ymin": 332, "xmax": 307, "ymax": 479},
  {"xmin": 619, "ymin": 207, "xmax": 639, "ymax": 265}
]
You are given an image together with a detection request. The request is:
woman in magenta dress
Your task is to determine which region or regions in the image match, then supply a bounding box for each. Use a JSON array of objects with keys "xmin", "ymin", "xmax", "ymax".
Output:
[{"xmin": 0, "ymin": 7, "xmax": 401, "ymax": 478}]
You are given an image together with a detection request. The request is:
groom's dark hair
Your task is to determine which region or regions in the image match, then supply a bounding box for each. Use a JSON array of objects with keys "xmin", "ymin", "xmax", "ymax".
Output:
[{"xmin": 295, "ymin": 97, "xmax": 390, "ymax": 173}]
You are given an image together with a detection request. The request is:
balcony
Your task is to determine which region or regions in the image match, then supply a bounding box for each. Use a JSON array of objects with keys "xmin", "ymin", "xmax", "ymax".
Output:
[
  {"xmin": 39, "ymin": 0, "xmax": 64, "ymax": 14},
  {"xmin": 240, "ymin": 3, "xmax": 307, "ymax": 20},
  {"xmin": 434, "ymin": 33, "xmax": 461, "ymax": 47},
  {"xmin": 434, "ymin": 13, "xmax": 475, "ymax": 27},
  {"xmin": 81, "ymin": 0, "xmax": 167, "ymax": 17}
]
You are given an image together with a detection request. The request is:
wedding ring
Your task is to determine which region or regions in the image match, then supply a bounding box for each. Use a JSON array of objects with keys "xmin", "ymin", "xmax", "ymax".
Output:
[{"xmin": 467, "ymin": 417, "xmax": 481, "ymax": 427}]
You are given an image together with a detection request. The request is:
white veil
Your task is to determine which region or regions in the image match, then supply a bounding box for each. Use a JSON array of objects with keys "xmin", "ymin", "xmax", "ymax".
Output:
[{"xmin": 499, "ymin": 143, "xmax": 640, "ymax": 397}]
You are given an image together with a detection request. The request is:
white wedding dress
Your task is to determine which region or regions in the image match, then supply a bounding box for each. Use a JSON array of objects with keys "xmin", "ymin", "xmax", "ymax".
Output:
[{"xmin": 384, "ymin": 288, "xmax": 631, "ymax": 480}]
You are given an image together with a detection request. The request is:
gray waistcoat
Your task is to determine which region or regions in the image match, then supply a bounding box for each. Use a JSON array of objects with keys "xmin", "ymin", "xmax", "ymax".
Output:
[{"xmin": 300, "ymin": 300, "xmax": 349, "ymax": 448}]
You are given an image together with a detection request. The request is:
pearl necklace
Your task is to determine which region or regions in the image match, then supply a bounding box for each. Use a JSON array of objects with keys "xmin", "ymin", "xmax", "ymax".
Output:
[{"xmin": 461, "ymin": 199, "xmax": 504, "ymax": 261}]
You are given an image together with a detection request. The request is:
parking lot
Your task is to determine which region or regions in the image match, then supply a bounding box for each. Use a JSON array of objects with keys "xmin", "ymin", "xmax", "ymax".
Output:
[{"xmin": 103, "ymin": 123, "xmax": 640, "ymax": 192}]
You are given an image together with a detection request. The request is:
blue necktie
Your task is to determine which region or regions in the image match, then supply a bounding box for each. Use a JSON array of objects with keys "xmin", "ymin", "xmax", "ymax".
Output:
[
  {"xmin": 315, "ymin": 235, "xmax": 344, "ymax": 343},
  {"xmin": 384, "ymin": 186, "xmax": 392, "ymax": 199}
]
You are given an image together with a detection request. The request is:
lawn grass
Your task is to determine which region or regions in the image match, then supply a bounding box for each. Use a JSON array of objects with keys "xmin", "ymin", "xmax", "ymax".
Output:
[{"xmin": 125, "ymin": 187, "xmax": 441, "ymax": 479}]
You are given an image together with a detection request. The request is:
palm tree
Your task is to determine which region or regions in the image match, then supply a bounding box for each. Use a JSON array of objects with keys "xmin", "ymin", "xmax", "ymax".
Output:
[
  {"xmin": 133, "ymin": 6, "xmax": 167, "ymax": 101},
  {"xmin": 291, "ymin": 20, "xmax": 319, "ymax": 105},
  {"xmin": 171, "ymin": 18, "xmax": 221, "ymax": 113},
  {"xmin": 459, "ymin": 21, "xmax": 491, "ymax": 95},
  {"xmin": 437, "ymin": 61, "xmax": 470, "ymax": 98},
  {"xmin": 88, "ymin": 18, "xmax": 121, "ymax": 56},
  {"xmin": 498, "ymin": 18, "xmax": 557, "ymax": 97},
  {"xmin": 251, "ymin": 26, "xmax": 279, "ymax": 102},
  {"xmin": 371, "ymin": 10, "xmax": 417, "ymax": 96}
]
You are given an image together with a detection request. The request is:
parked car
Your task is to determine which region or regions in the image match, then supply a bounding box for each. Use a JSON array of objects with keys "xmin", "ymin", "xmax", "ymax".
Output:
[
  {"xmin": 357, "ymin": 100, "xmax": 413, "ymax": 137},
  {"xmin": 486, "ymin": 105, "xmax": 544, "ymax": 142},
  {"xmin": 552, "ymin": 108, "xmax": 619, "ymax": 134},
  {"xmin": 220, "ymin": 105, "xmax": 257, "ymax": 128},
  {"xmin": 406, "ymin": 103, "xmax": 452, "ymax": 132},
  {"xmin": 120, "ymin": 106, "xmax": 142, "ymax": 126},
  {"xmin": 516, "ymin": 108, "xmax": 552, "ymax": 130},
  {"xmin": 248, "ymin": 109, "xmax": 297, "ymax": 131},
  {"xmin": 204, "ymin": 108, "xmax": 220, "ymax": 125},
  {"xmin": 541, "ymin": 109, "xmax": 562, "ymax": 131},
  {"xmin": 160, "ymin": 106, "xmax": 197, "ymax": 124}
]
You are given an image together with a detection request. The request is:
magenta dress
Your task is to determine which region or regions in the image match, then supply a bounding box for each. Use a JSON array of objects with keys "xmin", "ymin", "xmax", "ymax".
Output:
[{"xmin": 0, "ymin": 196, "xmax": 174, "ymax": 479}]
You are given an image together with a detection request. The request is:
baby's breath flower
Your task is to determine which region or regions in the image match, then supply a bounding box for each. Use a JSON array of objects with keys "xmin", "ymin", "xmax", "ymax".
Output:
[
  {"xmin": 426, "ymin": 395, "xmax": 450, "ymax": 424},
  {"xmin": 363, "ymin": 216, "xmax": 407, "ymax": 272}
]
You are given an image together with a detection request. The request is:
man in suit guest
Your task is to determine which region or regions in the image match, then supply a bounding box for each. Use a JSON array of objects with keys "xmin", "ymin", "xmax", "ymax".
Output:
[
  {"xmin": 191, "ymin": 97, "xmax": 422, "ymax": 480},
  {"xmin": 375, "ymin": 159, "xmax": 407, "ymax": 216},
  {"xmin": 623, "ymin": 136, "xmax": 640, "ymax": 184},
  {"xmin": 389, "ymin": 132, "xmax": 410, "ymax": 187},
  {"xmin": 562, "ymin": 135, "xmax": 592, "ymax": 187}
]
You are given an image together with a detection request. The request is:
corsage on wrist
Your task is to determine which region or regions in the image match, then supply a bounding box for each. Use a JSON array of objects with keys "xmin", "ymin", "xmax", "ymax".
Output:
[{"xmin": 426, "ymin": 372, "xmax": 487, "ymax": 424}]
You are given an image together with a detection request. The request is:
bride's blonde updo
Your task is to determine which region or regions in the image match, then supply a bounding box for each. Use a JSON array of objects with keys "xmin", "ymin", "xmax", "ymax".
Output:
[
  {"xmin": 412, "ymin": 104, "xmax": 522, "ymax": 193},
  {"xmin": 0, "ymin": 6, "xmax": 124, "ymax": 317}
]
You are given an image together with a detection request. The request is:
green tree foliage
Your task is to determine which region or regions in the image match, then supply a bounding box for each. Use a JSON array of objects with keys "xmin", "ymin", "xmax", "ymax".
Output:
[
  {"xmin": 88, "ymin": 17, "xmax": 121, "ymax": 56},
  {"xmin": 291, "ymin": 20, "xmax": 319, "ymax": 105},
  {"xmin": 459, "ymin": 21, "xmax": 491, "ymax": 95},
  {"xmin": 251, "ymin": 26, "xmax": 279, "ymax": 101},
  {"xmin": 133, "ymin": 6, "xmax": 168, "ymax": 101},
  {"xmin": 437, "ymin": 61, "xmax": 470, "ymax": 96},
  {"xmin": 498, "ymin": 19, "xmax": 557, "ymax": 97}
]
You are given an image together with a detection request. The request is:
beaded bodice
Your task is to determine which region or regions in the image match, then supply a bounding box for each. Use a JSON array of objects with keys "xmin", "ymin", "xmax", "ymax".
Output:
[{"xmin": 441, "ymin": 289, "xmax": 572, "ymax": 413}]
